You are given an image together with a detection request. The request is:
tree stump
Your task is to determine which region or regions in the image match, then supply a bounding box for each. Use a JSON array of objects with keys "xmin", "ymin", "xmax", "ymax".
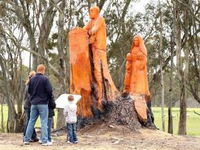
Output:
[
  {"xmin": 105, "ymin": 96, "xmax": 141, "ymax": 131},
  {"xmin": 77, "ymin": 95, "xmax": 141, "ymax": 131}
]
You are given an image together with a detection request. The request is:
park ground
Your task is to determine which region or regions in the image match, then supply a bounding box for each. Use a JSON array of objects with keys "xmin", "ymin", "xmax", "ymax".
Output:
[
  {"xmin": 0, "ymin": 107, "xmax": 200, "ymax": 149},
  {"xmin": 0, "ymin": 123, "xmax": 200, "ymax": 150},
  {"xmin": 1, "ymin": 107, "xmax": 200, "ymax": 136}
]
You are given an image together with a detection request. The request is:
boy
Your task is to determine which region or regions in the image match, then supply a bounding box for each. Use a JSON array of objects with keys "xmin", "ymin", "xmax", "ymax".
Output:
[{"xmin": 64, "ymin": 95, "xmax": 78, "ymax": 144}]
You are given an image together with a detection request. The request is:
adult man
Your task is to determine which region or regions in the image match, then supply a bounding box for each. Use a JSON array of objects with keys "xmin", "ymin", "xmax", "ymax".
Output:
[
  {"xmin": 24, "ymin": 64, "xmax": 53, "ymax": 145},
  {"xmin": 84, "ymin": 6, "xmax": 118, "ymax": 109}
]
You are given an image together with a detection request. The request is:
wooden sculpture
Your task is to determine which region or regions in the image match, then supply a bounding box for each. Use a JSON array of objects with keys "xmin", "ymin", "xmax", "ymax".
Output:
[
  {"xmin": 124, "ymin": 35, "xmax": 150, "ymax": 122},
  {"xmin": 68, "ymin": 28, "xmax": 93, "ymax": 117},
  {"xmin": 69, "ymin": 6, "xmax": 118, "ymax": 118}
]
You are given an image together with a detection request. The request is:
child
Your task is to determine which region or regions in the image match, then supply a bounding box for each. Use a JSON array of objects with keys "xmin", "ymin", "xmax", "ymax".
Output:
[{"xmin": 64, "ymin": 95, "xmax": 78, "ymax": 144}]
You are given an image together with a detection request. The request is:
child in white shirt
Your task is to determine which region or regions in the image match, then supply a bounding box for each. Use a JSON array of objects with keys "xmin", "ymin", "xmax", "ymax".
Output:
[{"xmin": 63, "ymin": 95, "xmax": 78, "ymax": 144}]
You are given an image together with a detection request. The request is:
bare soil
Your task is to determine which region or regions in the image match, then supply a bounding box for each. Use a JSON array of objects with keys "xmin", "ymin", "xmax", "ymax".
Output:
[{"xmin": 0, "ymin": 124, "xmax": 200, "ymax": 150}]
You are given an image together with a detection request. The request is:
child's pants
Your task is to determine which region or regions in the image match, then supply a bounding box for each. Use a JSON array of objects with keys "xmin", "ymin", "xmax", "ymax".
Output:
[{"xmin": 67, "ymin": 123, "xmax": 77, "ymax": 143}]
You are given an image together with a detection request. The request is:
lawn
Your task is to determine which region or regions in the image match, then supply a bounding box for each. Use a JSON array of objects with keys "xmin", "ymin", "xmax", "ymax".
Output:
[
  {"xmin": 0, "ymin": 105, "xmax": 200, "ymax": 136},
  {"xmin": 153, "ymin": 107, "xmax": 200, "ymax": 136}
]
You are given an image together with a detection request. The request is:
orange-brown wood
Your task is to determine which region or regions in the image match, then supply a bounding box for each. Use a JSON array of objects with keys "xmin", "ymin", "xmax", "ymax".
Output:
[
  {"xmin": 69, "ymin": 6, "xmax": 118, "ymax": 117},
  {"xmin": 131, "ymin": 94, "xmax": 148, "ymax": 121},
  {"xmin": 124, "ymin": 35, "xmax": 150, "ymax": 121},
  {"xmin": 84, "ymin": 6, "xmax": 118, "ymax": 110},
  {"xmin": 69, "ymin": 27, "xmax": 93, "ymax": 117},
  {"xmin": 124, "ymin": 35, "xmax": 150, "ymax": 97}
]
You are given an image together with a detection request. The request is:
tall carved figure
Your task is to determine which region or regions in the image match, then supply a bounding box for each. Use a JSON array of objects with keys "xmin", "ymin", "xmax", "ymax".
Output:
[
  {"xmin": 84, "ymin": 6, "xmax": 118, "ymax": 110},
  {"xmin": 69, "ymin": 6, "xmax": 118, "ymax": 118},
  {"xmin": 69, "ymin": 28, "xmax": 93, "ymax": 117},
  {"xmin": 124, "ymin": 35, "xmax": 150, "ymax": 122}
]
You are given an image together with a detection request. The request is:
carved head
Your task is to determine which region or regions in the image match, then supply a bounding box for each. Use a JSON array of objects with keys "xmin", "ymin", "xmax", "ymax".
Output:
[
  {"xmin": 131, "ymin": 35, "xmax": 147, "ymax": 56},
  {"xmin": 89, "ymin": 6, "xmax": 100, "ymax": 19},
  {"xmin": 133, "ymin": 37, "xmax": 140, "ymax": 47}
]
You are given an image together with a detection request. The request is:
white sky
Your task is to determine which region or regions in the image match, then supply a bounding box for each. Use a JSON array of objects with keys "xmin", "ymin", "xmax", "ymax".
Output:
[{"xmin": 22, "ymin": 0, "xmax": 152, "ymax": 67}]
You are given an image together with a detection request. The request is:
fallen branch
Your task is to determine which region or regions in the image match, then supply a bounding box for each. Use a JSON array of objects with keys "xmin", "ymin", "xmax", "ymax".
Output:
[{"xmin": 194, "ymin": 111, "xmax": 200, "ymax": 116}]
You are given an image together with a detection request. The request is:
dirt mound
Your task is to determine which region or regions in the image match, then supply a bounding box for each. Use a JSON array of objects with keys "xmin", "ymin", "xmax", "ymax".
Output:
[{"xmin": 0, "ymin": 125, "xmax": 200, "ymax": 150}]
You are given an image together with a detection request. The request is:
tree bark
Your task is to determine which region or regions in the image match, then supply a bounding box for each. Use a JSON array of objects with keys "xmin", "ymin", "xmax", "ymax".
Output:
[
  {"xmin": 56, "ymin": 0, "xmax": 68, "ymax": 129},
  {"xmin": 173, "ymin": 0, "xmax": 187, "ymax": 135},
  {"xmin": 168, "ymin": 33, "xmax": 174, "ymax": 134},
  {"xmin": 159, "ymin": 0, "xmax": 165, "ymax": 132}
]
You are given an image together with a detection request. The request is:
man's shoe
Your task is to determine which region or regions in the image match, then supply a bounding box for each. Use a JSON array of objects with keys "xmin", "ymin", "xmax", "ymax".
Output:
[
  {"xmin": 41, "ymin": 143, "xmax": 49, "ymax": 146},
  {"xmin": 74, "ymin": 140, "xmax": 78, "ymax": 144},
  {"xmin": 66, "ymin": 141, "xmax": 73, "ymax": 144},
  {"xmin": 30, "ymin": 138, "xmax": 39, "ymax": 142},
  {"xmin": 23, "ymin": 141, "xmax": 30, "ymax": 145},
  {"xmin": 39, "ymin": 140, "xmax": 42, "ymax": 144},
  {"xmin": 41, "ymin": 142, "xmax": 52, "ymax": 146},
  {"xmin": 47, "ymin": 141, "xmax": 53, "ymax": 145}
]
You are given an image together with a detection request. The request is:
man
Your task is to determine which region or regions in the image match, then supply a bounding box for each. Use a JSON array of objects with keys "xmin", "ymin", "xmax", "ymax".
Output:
[
  {"xmin": 84, "ymin": 6, "xmax": 118, "ymax": 109},
  {"xmin": 24, "ymin": 64, "xmax": 53, "ymax": 146}
]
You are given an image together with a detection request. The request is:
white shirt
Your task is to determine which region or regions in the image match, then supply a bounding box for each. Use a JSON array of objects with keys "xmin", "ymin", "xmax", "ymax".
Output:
[{"xmin": 63, "ymin": 102, "xmax": 77, "ymax": 123}]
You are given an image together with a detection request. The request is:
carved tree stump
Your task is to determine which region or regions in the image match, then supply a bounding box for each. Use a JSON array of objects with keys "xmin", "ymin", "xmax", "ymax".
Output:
[
  {"xmin": 104, "ymin": 96, "xmax": 141, "ymax": 131},
  {"xmin": 77, "ymin": 96, "xmax": 142, "ymax": 131},
  {"xmin": 69, "ymin": 28, "xmax": 142, "ymax": 131}
]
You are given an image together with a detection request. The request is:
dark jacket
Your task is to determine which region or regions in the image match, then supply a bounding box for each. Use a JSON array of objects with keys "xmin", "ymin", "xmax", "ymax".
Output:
[
  {"xmin": 28, "ymin": 73, "xmax": 52, "ymax": 105},
  {"xmin": 48, "ymin": 95, "xmax": 56, "ymax": 118},
  {"xmin": 24, "ymin": 84, "xmax": 31, "ymax": 109}
]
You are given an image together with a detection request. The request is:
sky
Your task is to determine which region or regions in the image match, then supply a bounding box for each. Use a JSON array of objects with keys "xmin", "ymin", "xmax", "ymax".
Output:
[{"xmin": 22, "ymin": 0, "xmax": 152, "ymax": 67}]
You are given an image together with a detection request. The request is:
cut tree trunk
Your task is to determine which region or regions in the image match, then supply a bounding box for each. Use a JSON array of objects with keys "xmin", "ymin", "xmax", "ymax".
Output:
[
  {"xmin": 77, "ymin": 95, "xmax": 141, "ymax": 131},
  {"xmin": 105, "ymin": 96, "xmax": 141, "ymax": 130}
]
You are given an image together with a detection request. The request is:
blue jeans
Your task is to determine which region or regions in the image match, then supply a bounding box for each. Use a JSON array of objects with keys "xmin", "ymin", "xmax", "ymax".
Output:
[
  {"xmin": 47, "ymin": 118, "xmax": 53, "ymax": 142},
  {"xmin": 67, "ymin": 123, "xmax": 77, "ymax": 143},
  {"xmin": 23, "ymin": 108, "xmax": 37, "ymax": 140},
  {"xmin": 24, "ymin": 104, "xmax": 48, "ymax": 143}
]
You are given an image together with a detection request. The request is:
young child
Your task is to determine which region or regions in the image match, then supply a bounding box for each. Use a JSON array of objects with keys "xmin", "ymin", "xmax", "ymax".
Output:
[{"xmin": 64, "ymin": 95, "xmax": 78, "ymax": 144}]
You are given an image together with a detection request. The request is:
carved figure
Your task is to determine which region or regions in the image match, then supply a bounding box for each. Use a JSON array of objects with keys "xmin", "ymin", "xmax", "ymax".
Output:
[
  {"xmin": 84, "ymin": 6, "xmax": 118, "ymax": 109},
  {"xmin": 124, "ymin": 35, "xmax": 150, "ymax": 121},
  {"xmin": 68, "ymin": 6, "xmax": 118, "ymax": 117}
]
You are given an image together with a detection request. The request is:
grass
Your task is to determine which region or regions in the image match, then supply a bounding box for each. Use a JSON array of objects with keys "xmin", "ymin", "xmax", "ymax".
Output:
[
  {"xmin": 0, "ymin": 105, "xmax": 200, "ymax": 136},
  {"xmin": 153, "ymin": 107, "xmax": 200, "ymax": 136}
]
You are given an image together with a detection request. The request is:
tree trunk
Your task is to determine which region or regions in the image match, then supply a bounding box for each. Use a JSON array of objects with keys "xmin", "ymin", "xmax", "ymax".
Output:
[
  {"xmin": 159, "ymin": 0, "xmax": 165, "ymax": 131},
  {"xmin": 173, "ymin": 0, "xmax": 189, "ymax": 135},
  {"xmin": 105, "ymin": 96, "xmax": 141, "ymax": 130},
  {"xmin": 168, "ymin": 107, "xmax": 173, "ymax": 134},
  {"xmin": 56, "ymin": 0, "xmax": 68, "ymax": 129},
  {"xmin": 168, "ymin": 33, "xmax": 174, "ymax": 134},
  {"xmin": 1, "ymin": 96, "xmax": 5, "ymax": 132}
]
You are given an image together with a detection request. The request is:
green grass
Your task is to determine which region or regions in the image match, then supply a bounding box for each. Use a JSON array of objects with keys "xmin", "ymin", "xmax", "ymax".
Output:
[
  {"xmin": 153, "ymin": 107, "xmax": 200, "ymax": 136},
  {"xmin": 0, "ymin": 105, "xmax": 200, "ymax": 136}
]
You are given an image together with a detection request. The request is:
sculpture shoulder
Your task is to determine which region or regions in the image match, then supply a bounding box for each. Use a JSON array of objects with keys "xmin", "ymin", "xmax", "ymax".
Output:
[
  {"xmin": 126, "ymin": 53, "xmax": 132, "ymax": 61},
  {"xmin": 96, "ymin": 16, "xmax": 105, "ymax": 23}
]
